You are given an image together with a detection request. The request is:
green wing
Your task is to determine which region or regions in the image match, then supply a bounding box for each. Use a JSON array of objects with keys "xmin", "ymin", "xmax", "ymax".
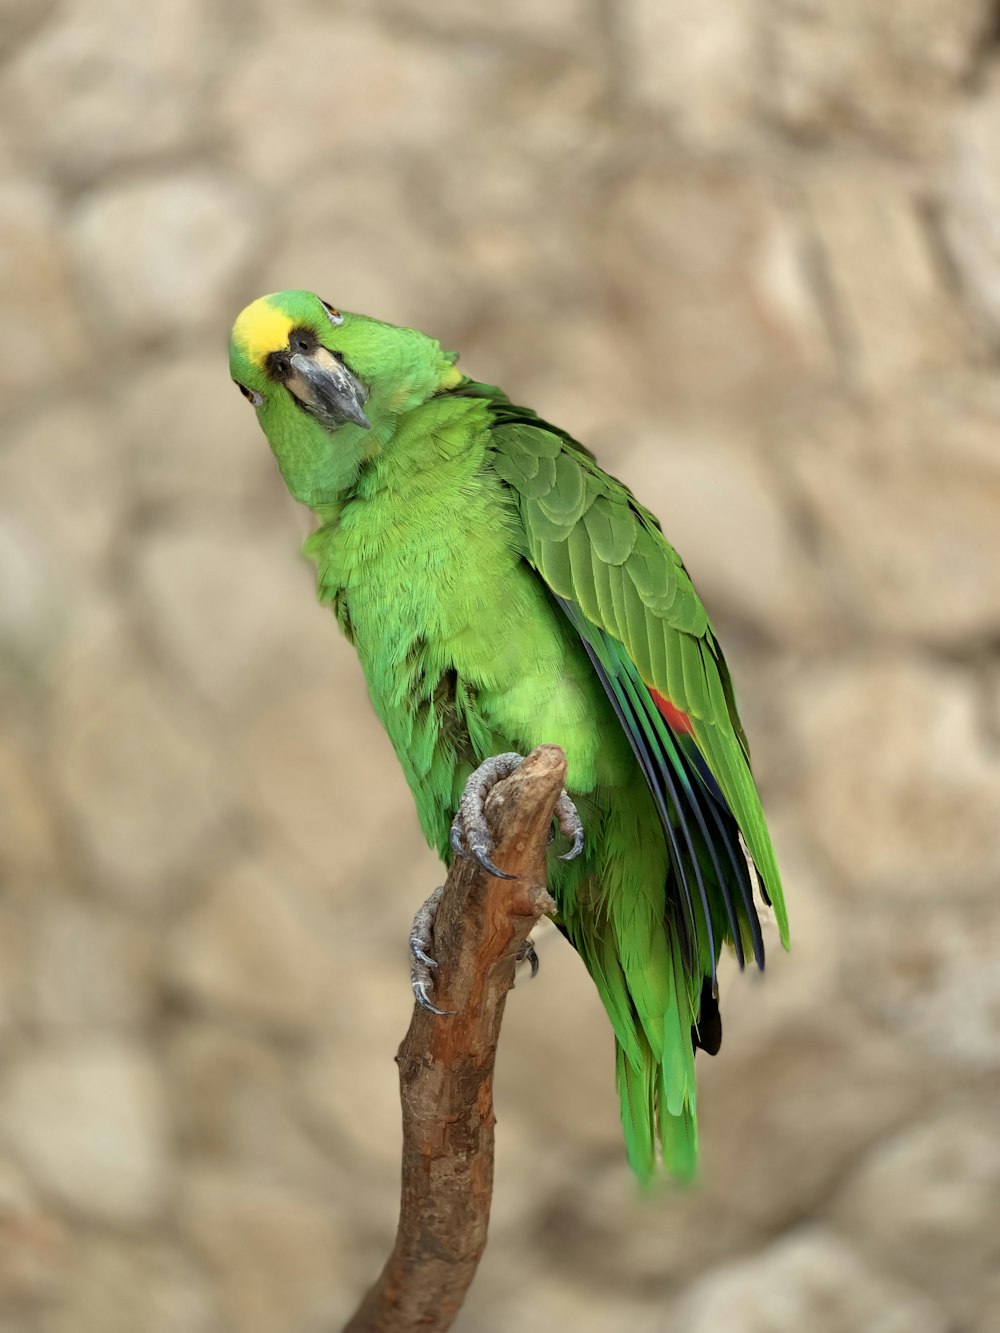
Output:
[{"xmin": 484, "ymin": 399, "xmax": 789, "ymax": 961}]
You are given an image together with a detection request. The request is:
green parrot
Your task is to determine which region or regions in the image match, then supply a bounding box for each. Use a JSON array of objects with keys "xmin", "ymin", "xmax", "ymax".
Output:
[{"xmin": 229, "ymin": 290, "xmax": 789, "ymax": 1181}]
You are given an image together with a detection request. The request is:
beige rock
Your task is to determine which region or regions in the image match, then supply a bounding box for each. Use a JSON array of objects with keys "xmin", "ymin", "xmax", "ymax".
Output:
[
  {"xmin": 0, "ymin": 731, "xmax": 58, "ymax": 879},
  {"xmin": 817, "ymin": 458, "xmax": 1000, "ymax": 639},
  {"xmin": 373, "ymin": 0, "xmax": 591, "ymax": 44},
  {"xmin": 119, "ymin": 355, "xmax": 277, "ymax": 513},
  {"xmin": 0, "ymin": 889, "xmax": 31, "ymax": 1037},
  {"xmin": 0, "ymin": 1158, "xmax": 68, "ymax": 1304},
  {"xmin": 258, "ymin": 169, "xmax": 481, "ymax": 337},
  {"xmin": 219, "ymin": 11, "xmax": 490, "ymax": 186},
  {"xmin": 299, "ymin": 1027, "xmax": 405, "ymax": 1176},
  {"xmin": 696, "ymin": 1018, "xmax": 922, "ymax": 1233},
  {"xmin": 3, "ymin": 1043, "xmax": 170, "ymax": 1224},
  {"xmin": 429, "ymin": 64, "xmax": 611, "ymax": 305},
  {"xmin": 165, "ymin": 1024, "xmax": 337, "ymax": 1193},
  {"xmin": 69, "ymin": 172, "xmax": 260, "ymax": 342},
  {"xmin": 792, "ymin": 658, "xmax": 1000, "ymax": 895},
  {"xmin": 51, "ymin": 663, "xmax": 230, "ymax": 905},
  {"xmin": 457, "ymin": 313, "xmax": 647, "ymax": 449},
  {"xmin": 533, "ymin": 1147, "xmax": 753, "ymax": 1291},
  {"xmin": 625, "ymin": 0, "xmax": 763, "ymax": 149},
  {"xmin": 0, "ymin": 508, "xmax": 62, "ymax": 668},
  {"xmin": 767, "ymin": 0, "xmax": 990, "ymax": 155},
  {"xmin": 178, "ymin": 1170, "xmax": 359, "ymax": 1333},
  {"xmin": 846, "ymin": 897, "xmax": 1000, "ymax": 1071},
  {"xmin": 804, "ymin": 167, "xmax": 967, "ymax": 392},
  {"xmin": 752, "ymin": 201, "xmax": 839, "ymax": 377},
  {"xmin": 36, "ymin": 592, "xmax": 128, "ymax": 704},
  {"xmin": 28, "ymin": 898, "xmax": 156, "ymax": 1031},
  {"xmin": 0, "ymin": 0, "xmax": 58, "ymax": 56},
  {"xmin": 0, "ymin": 448, "xmax": 127, "ymax": 684},
  {"xmin": 166, "ymin": 860, "xmax": 341, "ymax": 1032},
  {"xmin": 464, "ymin": 1259, "xmax": 667, "ymax": 1333},
  {"xmin": 598, "ymin": 168, "xmax": 832, "ymax": 412},
  {"xmin": 0, "ymin": 185, "xmax": 90, "ymax": 405},
  {"xmin": 793, "ymin": 399, "xmax": 1000, "ymax": 643},
  {"xmin": 134, "ymin": 524, "xmax": 322, "ymax": 709},
  {"xmin": 830, "ymin": 1103, "xmax": 1000, "ymax": 1314},
  {"xmin": 943, "ymin": 66, "xmax": 1000, "ymax": 341},
  {"xmin": 970, "ymin": 1277, "xmax": 1000, "ymax": 1333},
  {"xmin": 40, "ymin": 1237, "xmax": 220, "ymax": 1333},
  {"xmin": 0, "ymin": 401, "xmax": 123, "ymax": 576},
  {"xmin": 668, "ymin": 1227, "xmax": 947, "ymax": 1333},
  {"xmin": 2, "ymin": 0, "xmax": 223, "ymax": 181},
  {"xmin": 238, "ymin": 673, "xmax": 429, "ymax": 892},
  {"xmin": 807, "ymin": 369, "xmax": 1000, "ymax": 481}
]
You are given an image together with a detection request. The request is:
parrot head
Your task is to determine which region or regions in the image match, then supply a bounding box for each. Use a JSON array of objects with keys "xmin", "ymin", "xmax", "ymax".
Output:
[{"xmin": 229, "ymin": 290, "xmax": 461, "ymax": 507}]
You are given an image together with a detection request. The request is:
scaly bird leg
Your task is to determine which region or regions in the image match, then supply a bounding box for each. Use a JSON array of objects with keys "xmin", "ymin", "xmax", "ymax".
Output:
[
  {"xmin": 413, "ymin": 753, "xmax": 584, "ymax": 1013},
  {"xmin": 410, "ymin": 884, "xmax": 538, "ymax": 1009},
  {"xmin": 450, "ymin": 752, "xmax": 585, "ymax": 877},
  {"xmin": 409, "ymin": 885, "xmax": 453, "ymax": 1016}
]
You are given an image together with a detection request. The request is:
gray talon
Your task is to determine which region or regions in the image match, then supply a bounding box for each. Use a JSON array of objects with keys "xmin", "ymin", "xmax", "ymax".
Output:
[
  {"xmin": 559, "ymin": 825, "xmax": 585, "ymax": 861},
  {"xmin": 517, "ymin": 938, "xmax": 540, "ymax": 979},
  {"xmin": 412, "ymin": 979, "xmax": 452, "ymax": 1017},
  {"xmin": 454, "ymin": 753, "xmax": 584, "ymax": 873},
  {"xmin": 471, "ymin": 845, "xmax": 516, "ymax": 880},
  {"xmin": 409, "ymin": 886, "xmax": 453, "ymax": 1016},
  {"xmin": 409, "ymin": 941, "xmax": 437, "ymax": 970},
  {"xmin": 554, "ymin": 791, "xmax": 584, "ymax": 861},
  {"xmin": 451, "ymin": 753, "xmax": 526, "ymax": 880}
]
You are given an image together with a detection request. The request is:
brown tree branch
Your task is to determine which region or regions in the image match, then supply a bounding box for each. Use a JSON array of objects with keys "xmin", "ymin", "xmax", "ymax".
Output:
[{"xmin": 342, "ymin": 745, "xmax": 565, "ymax": 1333}]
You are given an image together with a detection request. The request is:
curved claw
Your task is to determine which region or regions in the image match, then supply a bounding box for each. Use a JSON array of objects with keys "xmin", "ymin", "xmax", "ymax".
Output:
[
  {"xmin": 412, "ymin": 979, "xmax": 454, "ymax": 1017},
  {"xmin": 471, "ymin": 845, "xmax": 516, "ymax": 880},
  {"xmin": 559, "ymin": 824, "xmax": 585, "ymax": 862},
  {"xmin": 518, "ymin": 938, "xmax": 540, "ymax": 979},
  {"xmin": 410, "ymin": 941, "xmax": 438, "ymax": 970},
  {"xmin": 449, "ymin": 821, "xmax": 466, "ymax": 858},
  {"xmin": 553, "ymin": 790, "xmax": 584, "ymax": 861}
]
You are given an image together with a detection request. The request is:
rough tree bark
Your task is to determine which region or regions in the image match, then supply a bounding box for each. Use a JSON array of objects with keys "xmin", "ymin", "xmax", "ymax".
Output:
[{"xmin": 342, "ymin": 745, "xmax": 565, "ymax": 1333}]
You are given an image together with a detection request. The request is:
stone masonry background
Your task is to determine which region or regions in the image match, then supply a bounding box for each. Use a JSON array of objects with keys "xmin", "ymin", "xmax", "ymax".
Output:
[{"xmin": 2, "ymin": 2, "xmax": 1000, "ymax": 1330}]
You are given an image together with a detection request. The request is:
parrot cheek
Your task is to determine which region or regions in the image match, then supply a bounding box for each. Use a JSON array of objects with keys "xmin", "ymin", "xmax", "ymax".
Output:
[{"xmin": 269, "ymin": 413, "xmax": 370, "ymax": 507}]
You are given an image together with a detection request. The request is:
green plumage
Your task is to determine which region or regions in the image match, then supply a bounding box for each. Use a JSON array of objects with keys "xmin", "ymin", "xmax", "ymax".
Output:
[{"xmin": 230, "ymin": 291, "xmax": 788, "ymax": 1181}]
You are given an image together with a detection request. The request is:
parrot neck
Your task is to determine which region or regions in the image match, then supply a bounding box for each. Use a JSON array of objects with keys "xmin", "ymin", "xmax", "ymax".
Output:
[{"xmin": 305, "ymin": 393, "xmax": 493, "ymax": 568}]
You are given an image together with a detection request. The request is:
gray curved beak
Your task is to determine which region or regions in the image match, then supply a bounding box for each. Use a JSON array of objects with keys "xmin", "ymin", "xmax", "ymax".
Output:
[{"xmin": 288, "ymin": 349, "xmax": 371, "ymax": 430}]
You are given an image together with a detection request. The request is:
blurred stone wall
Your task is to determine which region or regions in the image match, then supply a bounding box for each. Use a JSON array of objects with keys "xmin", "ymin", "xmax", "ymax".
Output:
[{"xmin": 1, "ymin": 2, "xmax": 1000, "ymax": 1330}]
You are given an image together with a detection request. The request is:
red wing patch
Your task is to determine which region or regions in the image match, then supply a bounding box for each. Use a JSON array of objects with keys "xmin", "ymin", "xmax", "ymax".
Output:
[{"xmin": 649, "ymin": 688, "xmax": 694, "ymax": 734}]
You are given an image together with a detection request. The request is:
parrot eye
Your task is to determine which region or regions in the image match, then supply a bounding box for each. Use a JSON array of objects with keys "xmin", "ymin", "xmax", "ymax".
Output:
[
  {"xmin": 319, "ymin": 299, "xmax": 344, "ymax": 326},
  {"xmin": 235, "ymin": 382, "xmax": 264, "ymax": 407}
]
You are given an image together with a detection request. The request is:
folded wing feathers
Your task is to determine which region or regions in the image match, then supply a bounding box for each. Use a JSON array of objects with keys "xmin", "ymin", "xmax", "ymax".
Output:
[{"xmin": 492, "ymin": 421, "xmax": 786, "ymax": 966}]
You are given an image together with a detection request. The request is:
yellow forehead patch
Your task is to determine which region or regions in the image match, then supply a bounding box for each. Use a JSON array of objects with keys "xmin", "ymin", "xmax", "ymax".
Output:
[{"xmin": 232, "ymin": 297, "xmax": 294, "ymax": 368}]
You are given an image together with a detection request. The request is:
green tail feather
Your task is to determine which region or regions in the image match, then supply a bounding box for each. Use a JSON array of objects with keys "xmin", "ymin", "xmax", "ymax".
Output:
[
  {"xmin": 616, "ymin": 1040, "xmax": 699, "ymax": 1184},
  {"xmin": 614, "ymin": 927, "xmax": 701, "ymax": 1183},
  {"xmin": 616, "ymin": 1042, "xmax": 656, "ymax": 1183}
]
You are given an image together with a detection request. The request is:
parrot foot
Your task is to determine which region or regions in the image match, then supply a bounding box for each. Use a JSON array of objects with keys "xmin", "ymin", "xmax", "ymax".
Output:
[
  {"xmin": 517, "ymin": 936, "xmax": 540, "ymax": 979},
  {"xmin": 409, "ymin": 885, "xmax": 454, "ymax": 1016},
  {"xmin": 450, "ymin": 752, "xmax": 585, "ymax": 877},
  {"xmin": 552, "ymin": 789, "xmax": 585, "ymax": 861}
]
